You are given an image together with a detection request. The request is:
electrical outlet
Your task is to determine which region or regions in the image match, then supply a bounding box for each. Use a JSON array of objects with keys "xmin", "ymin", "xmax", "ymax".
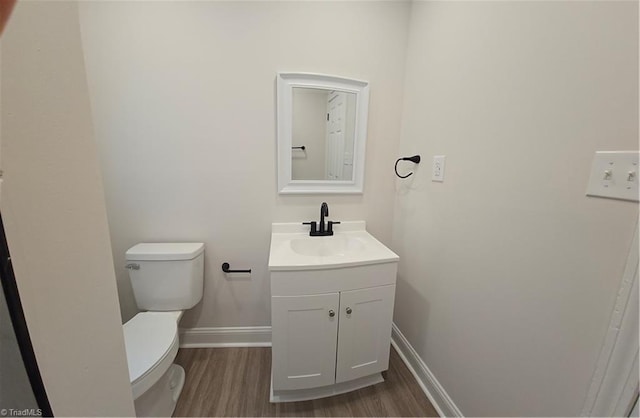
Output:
[{"xmin": 432, "ymin": 155, "xmax": 446, "ymax": 182}]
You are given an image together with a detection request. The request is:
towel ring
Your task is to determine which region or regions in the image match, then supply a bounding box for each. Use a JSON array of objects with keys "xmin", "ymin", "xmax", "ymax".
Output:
[{"xmin": 395, "ymin": 155, "xmax": 421, "ymax": 178}]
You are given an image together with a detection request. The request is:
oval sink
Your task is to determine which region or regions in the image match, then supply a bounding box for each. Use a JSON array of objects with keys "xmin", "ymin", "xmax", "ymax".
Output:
[{"xmin": 289, "ymin": 235, "xmax": 366, "ymax": 257}]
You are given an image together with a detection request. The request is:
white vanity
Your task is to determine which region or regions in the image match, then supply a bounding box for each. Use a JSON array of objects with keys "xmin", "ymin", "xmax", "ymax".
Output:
[{"xmin": 268, "ymin": 221, "xmax": 399, "ymax": 402}]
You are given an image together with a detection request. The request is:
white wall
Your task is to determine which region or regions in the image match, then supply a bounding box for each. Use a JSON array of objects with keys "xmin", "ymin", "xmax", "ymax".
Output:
[
  {"xmin": 292, "ymin": 88, "xmax": 327, "ymax": 180},
  {"xmin": 0, "ymin": 2, "xmax": 135, "ymax": 416},
  {"xmin": 392, "ymin": 1, "xmax": 639, "ymax": 416},
  {"xmin": 78, "ymin": 1, "xmax": 411, "ymax": 326}
]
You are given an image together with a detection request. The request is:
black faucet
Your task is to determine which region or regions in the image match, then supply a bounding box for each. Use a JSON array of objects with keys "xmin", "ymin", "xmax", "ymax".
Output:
[
  {"xmin": 303, "ymin": 202, "xmax": 340, "ymax": 236},
  {"xmin": 319, "ymin": 202, "xmax": 329, "ymax": 233}
]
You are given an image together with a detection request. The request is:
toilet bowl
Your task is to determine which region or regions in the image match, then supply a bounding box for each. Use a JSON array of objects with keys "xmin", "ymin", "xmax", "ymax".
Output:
[
  {"xmin": 122, "ymin": 242, "xmax": 205, "ymax": 417},
  {"xmin": 124, "ymin": 311, "xmax": 184, "ymax": 416}
]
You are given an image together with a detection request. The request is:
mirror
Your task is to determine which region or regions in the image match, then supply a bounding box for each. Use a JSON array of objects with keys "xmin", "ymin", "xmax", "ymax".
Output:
[
  {"xmin": 277, "ymin": 73, "xmax": 369, "ymax": 194},
  {"xmin": 291, "ymin": 88, "xmax": 357, "ymax": 181}
]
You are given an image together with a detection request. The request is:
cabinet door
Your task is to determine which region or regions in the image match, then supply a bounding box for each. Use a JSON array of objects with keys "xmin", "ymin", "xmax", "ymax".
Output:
[
  {"xmin": 335, "ymin": 284, "xmax": 396, "ymax": 383},
  {"xmin": 271, "ymin": 293, "xmax": 339, "ymax": 390}
]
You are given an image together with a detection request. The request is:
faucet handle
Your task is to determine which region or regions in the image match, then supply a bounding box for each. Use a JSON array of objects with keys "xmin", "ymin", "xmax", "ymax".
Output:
[
  {"xmin": 327, "ymin": 221, "xmax": 341, "ymax": 234},
  {"xmin": 303, "ymin": 221, "xmax": 317, "ymax": 234}
]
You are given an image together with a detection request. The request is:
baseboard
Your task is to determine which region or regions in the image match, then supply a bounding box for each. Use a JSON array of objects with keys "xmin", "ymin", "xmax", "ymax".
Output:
[
  {"xmin": 391, "ymin": 323, "xmax": 463, "ymax": 417},
  {"xmin": 179, "ymin": 326, "xmax": 272, "ymax": 348}
]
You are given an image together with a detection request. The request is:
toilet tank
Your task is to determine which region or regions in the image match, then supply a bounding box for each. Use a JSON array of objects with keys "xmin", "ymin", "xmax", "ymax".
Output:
[{"xmin": 126, "ymin": 243, "xmax": 204, "ymax": 311}]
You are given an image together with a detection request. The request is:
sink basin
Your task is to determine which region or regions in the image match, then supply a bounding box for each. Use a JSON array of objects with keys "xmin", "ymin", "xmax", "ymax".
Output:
[
  {"xmin": 268, "ymin": 221, "xmax": 399, "ymax": 271},
  {"xmin": 289, "ymin": 235, "xmax": 366, "ymax": 257}
]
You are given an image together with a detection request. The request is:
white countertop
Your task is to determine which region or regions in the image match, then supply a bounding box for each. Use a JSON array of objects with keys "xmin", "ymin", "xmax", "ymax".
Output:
[{"xmin": 268, "ymin": 221, "xmax": 399, "ymax": 271}]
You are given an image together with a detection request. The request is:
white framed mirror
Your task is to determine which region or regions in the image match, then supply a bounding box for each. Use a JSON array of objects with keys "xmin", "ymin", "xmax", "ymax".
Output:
[{"xmin": 277, "ymin": 73, "xmax": 369, "ymax": 194}]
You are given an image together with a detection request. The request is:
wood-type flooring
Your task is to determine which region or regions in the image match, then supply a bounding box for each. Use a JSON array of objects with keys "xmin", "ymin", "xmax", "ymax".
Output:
[{"xmin": 173, "ymin": 346, "xmax": 438, "ymax": 417}]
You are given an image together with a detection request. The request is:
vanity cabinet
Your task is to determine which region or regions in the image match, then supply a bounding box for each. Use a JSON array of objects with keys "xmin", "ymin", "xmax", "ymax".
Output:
[
  {"xmin": 272, "ymin": 285, "xmax": 395, "ymax": 391},
  {"xmin": 270, "ymin": 262, "xmax": 397, "ymax": 401}
]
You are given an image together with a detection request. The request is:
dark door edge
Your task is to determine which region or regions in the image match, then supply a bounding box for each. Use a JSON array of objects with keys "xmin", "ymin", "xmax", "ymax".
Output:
[{"xmin": 0, "ymin": 212, "xmax": 53, "ymax": 417}]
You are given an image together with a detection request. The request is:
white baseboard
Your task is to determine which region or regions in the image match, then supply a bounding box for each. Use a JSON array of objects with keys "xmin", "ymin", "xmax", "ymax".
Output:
[
  {"xmin": 179, "ymin": 326, "xmax": 272, "ymax": 348},
  {"xmin": 391, "ymin": 323, "xmax": 463, "ymax": 417}
]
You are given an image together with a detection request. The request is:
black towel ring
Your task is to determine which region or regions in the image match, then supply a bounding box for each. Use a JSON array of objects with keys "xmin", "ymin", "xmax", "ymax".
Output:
[{"xmin": 395, "ymin": 155, "xmax": 421, "ymax": 178}]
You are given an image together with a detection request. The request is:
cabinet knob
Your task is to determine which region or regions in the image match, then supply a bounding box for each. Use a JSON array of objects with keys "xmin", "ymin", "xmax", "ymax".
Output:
[
  {"xmin": 346, "ymin": 307, "xmax": 352, "ymax": 315},
  {"xmin": 329, "ymin": 310, "xmax": 335, "ymax": 318}
]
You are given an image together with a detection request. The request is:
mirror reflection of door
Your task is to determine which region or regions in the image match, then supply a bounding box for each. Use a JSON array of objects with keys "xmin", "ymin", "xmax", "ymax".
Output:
[
  {"xmin": 291, "ymin": 87, "xmax": 356, "ymax": 181},
  {"xmin": 326, "ymin": 92, "xmax": 348, "ymax": 180}
]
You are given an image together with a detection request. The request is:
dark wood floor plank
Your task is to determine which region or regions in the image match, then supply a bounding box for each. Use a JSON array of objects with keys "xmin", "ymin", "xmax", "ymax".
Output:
[{"xmin": 174, "ymin": 346, "xmax": 439, "ymax": 417}]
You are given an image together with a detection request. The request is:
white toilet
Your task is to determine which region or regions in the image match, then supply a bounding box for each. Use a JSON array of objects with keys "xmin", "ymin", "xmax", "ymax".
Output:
[{"xmin": 122, "ymin": 242, "xmax": 205, "ymax": 417}]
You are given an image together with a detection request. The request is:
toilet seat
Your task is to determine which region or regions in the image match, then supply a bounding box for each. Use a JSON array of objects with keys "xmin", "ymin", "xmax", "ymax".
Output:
[{"xmin": 123, "ymin": 311, "xmax": 182, "ymax": 400}]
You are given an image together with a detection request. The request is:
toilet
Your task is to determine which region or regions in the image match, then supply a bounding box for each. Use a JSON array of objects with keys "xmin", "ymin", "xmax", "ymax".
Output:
[{"xmin": 122, "ymin": 242, "xmax": 205, "ymax": 417}]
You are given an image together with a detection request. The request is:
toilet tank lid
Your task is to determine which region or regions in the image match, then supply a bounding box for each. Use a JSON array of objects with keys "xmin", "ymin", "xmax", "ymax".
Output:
[{"xmin": 126, "ymin": 243, "xmax": 204, "ymax": 261}]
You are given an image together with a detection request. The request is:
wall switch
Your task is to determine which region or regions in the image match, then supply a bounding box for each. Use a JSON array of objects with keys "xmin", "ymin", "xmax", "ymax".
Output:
[
  {"xmin": 432, "ymin": 155, "xmax": 446, "ymax": 182},
  {"xmin": 586, "ymin": 151, "xmax": 639, "ymax": 202}
]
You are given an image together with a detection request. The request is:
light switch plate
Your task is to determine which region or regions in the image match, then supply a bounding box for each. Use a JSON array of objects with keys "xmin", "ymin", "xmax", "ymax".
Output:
[
  {"xmin": 432, "ymin": 155, "xmax": 446, "ymax": 182},
  {"xmin": 586, "ymin": 151, "xmax": 639, "ymax": 202}
]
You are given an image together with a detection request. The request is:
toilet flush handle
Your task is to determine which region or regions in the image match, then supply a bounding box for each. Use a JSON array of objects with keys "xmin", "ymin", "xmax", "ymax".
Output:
[{"xmin": 125, "ymin": 263, "xmax": 140, "ymax": 270}]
